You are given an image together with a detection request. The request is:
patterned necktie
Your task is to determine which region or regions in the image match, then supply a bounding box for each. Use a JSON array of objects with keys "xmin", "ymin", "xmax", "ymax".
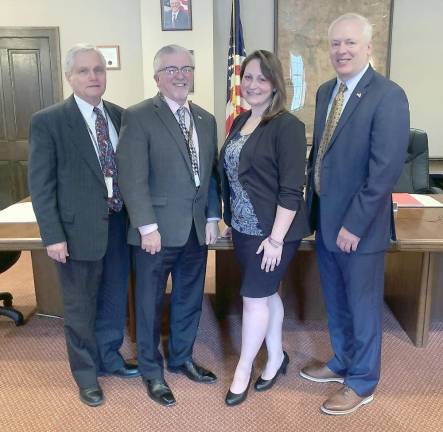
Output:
[
  {"xmin": 177, "ymin": 106, "xmax": 200, "ymax": 182},
  {"xmin": 314, "ymin": 82, "xmax": 347, "ymax": 194},
  {"xmin": 93, "ymin": 107, "xmax": 123, "ymax": 212}
]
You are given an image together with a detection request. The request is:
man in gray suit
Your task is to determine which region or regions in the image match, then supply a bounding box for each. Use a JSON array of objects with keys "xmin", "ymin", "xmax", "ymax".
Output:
[
  {"xmin": 117, "ymin": 44, "xmax": 220, "ymax": 407},
  {"xmin": 29, "ymin": 44, "xmax": 140, "ymax": 407}
]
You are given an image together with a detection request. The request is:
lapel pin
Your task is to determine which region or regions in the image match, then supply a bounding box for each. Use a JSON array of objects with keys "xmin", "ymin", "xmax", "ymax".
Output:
[
  {"xmin": 197, "ymin": 115, "xmax": 202, "ymax": 120},
  {"xmin": 356, "ymin": 92, "xmax": 362, "ymax": 98}
]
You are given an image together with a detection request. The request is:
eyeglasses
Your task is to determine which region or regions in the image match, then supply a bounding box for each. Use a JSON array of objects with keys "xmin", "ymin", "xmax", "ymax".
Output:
[{"xmin": 157, "ymin": 66, "xmax": 195, "ymax": 75}]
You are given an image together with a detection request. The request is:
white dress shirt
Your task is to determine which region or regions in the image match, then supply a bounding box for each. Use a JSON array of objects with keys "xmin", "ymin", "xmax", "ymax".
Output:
[
  {"xmin": 326, "ymin": 63, "xmax": 370, "ymax": 119},
  {"xmin": 74, "ymin": 94, "xmax": 119, "ymax": 155}
]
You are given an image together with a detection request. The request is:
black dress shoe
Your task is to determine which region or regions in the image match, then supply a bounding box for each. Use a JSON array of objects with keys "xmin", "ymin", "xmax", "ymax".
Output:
[
  {"xmin": 144, "ymin": 378, "xmax": 176, "ymax": 407},
  {"xmin": 168, "ymin": 360, "xmax": 217, "ymax": 383},
  {"xmin": 225, "ymin": 371, "xmax": 253, "ymax": 407},
  {"xmin": 254, "ymin": 351, "xmax": 289, "ymax": 392},
  {"xmin": 99, "ymin": 362, "xmax": 141, "ymax": 378},
  {"xmin": 79, "ymin": 386, "xmax": 104, "ymax": 407}
]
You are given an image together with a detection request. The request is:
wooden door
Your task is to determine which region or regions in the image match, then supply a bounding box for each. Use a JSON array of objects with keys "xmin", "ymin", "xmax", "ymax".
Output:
[{"xmin": 0, "ymin": 28, "xmax": 62, "ymax": 209}]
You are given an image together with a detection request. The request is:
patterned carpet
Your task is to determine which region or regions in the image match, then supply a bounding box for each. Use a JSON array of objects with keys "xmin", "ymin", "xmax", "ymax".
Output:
[{"xmin": 1, "ymin": 254, "xmax": 442, "ymax": 432}]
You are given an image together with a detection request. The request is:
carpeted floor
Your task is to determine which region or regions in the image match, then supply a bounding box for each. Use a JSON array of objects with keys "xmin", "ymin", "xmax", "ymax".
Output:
[{"xmin": 0, "ymin": 253, "xmax": 442, "ymax": 432}]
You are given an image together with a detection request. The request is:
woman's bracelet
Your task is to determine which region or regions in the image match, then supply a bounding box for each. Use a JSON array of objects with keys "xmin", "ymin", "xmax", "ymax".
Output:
[{"xmin": 267, "ymin": 236, "xmax": 283, "ymax": 248}]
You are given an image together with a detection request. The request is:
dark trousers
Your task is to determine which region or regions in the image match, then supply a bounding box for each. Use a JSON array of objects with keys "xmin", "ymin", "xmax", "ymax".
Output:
[
  {"xmin": 57, "ymin": 210, "xmax": 130, "ymax": 388},
  {"xmin": 134, "ymin": 225, "xmax": 208, "ymax": 380},
  {"xmin": 315, "ymin": 228, "xmax": 385, "ymax": 397}
]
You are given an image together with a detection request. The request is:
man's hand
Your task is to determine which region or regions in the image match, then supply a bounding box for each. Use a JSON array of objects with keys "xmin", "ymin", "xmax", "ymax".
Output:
[
  {"xmin": 205, "ymin": 221, "xmax": 219, "ymax": 245},
  {"xmin": 47, "ymin": 242, "xmax": 69, "ymax": 263},
  {"xmin": 256, "ymin": 238, "xmax": 282, "ymax": 272},
  {"xmin": 141, "ymin": 230, "xmax": 161, "ymax": 254},
  {"xmin": 336, "ymin": 227, "xmax": 360, "ymax": 253}
]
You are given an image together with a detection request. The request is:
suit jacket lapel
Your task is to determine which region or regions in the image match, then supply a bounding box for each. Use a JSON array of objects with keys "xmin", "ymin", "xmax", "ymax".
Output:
[
  {"xmin": 189, "ymin": 102, "xmax": 208, "ymax": 181},
  {"xmin": 238, "ymin": 122, "xmax": 266, "ymax": 177},
  {"xmin": 103, "ymin": 101, "xmax": 121, "ymax": 133},
  {"xmin": 64, "ymin": 95, "xmax": 105, "ymax": 186},
  {"xmin": 153, "ymin": 95, "xmax": 193, "ymax": 176},
  {"xmin": 327, "ymin": 66, "xmax": 374, "ymax": 151},
  {"xmin": 315, "ymin": 80, "xmax": 336, "ymax": 147},
  {"xmin": 225, "ymin": 111, "xmax": 268, "ymax": 178}
]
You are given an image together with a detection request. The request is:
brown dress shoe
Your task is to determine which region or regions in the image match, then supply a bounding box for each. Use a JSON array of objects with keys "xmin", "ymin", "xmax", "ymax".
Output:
[
  {"xmin": 300, "ymin": 363, "xmax": 344, "ymax": 383},
  {"xmin": 321, "ymin": 386, "xmax": 374, "ymax": 415}
]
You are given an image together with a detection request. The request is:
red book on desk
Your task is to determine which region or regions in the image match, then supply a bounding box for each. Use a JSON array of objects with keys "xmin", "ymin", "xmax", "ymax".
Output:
[
  {"xmin": 392, "ymin": 193, "xmax": 443, "ymax": 207},
  {"xmin": 392, "ymin": 193, "xmax": 423, "ymax": 207}
]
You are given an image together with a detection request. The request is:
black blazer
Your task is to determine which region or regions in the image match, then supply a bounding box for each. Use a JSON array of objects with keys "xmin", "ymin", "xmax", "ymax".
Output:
[
  {"xmin": 219, "ymin": 110, "xmax": 311, "ymax": 242},
  {"xmin": 29, "ymin": 94, "xmax": 123, "ymax": 260}
]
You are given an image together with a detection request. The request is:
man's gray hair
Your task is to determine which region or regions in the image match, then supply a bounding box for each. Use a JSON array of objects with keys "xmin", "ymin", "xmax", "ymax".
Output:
[
  {"xmin": 153, "ymin": 44, "xmax": 194, "ymax": 73},
  {"xmin": 328, "ymin": 13, "xmax": 373, "ymax": 42},
  {"xmin": 64, "ymin": 43, "xmax": 106, "ymax": 75}
]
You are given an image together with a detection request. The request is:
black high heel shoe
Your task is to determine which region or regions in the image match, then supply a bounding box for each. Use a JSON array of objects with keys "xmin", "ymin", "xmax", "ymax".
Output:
[
  {"xmin": 254, "ymin": 351, "xmax": 289, "ymax": 392},
  {"xmin": 225, "ymin": 369, "xmax": 254, "ymax": 407}
]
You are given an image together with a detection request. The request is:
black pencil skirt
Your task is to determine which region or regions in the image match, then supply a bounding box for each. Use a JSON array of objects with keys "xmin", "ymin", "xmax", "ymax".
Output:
[{"xmin": 232, "ymin": 228, "xmax": 301, "ymax": 298}]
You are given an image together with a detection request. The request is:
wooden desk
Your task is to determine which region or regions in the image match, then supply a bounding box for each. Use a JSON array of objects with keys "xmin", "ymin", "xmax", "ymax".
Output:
[
  {"xmin": 385, "ymin": 199, "xmax": 443, "ymax": 346},
  {"xmin": 212, "ymin": 197, "xmax": 443, "ymax": 348},
  {"xmin": 1, "ymin": 198, "xmax": 442, "ymax": 346},
  {"xmin": 0, "ymin": 220, "xmax": 63, "ymax": 316}
]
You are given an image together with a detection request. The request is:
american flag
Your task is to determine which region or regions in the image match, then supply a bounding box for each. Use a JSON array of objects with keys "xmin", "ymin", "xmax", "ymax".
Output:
[{"xmin": 225, "ymin": 0, "xmax": 249, "ymax": 135}]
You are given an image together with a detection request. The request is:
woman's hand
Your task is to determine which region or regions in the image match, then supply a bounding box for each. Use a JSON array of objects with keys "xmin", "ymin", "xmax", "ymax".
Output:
[
  {"xmin": 256, "ymin": 237, "xmax": 282, "ymax": 272},
  {"xmin": 222, "ymin": 226, "xmax": 232, "ymax": 239}
]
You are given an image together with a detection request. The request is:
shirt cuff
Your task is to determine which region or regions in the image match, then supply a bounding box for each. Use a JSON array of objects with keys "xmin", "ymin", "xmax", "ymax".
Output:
[
  {"xmin": 207, "ymin": 218, "xmax": 220, "ymax": 222},
  {"xmin": 138, "ymin": 223, "xmax": 158, "ymax": 236}
]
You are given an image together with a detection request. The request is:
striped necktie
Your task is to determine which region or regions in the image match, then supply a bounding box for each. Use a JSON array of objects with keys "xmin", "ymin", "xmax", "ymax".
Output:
[{"xmin": 177, "ymin": 106, "xmax": 200, "ymax": 182}]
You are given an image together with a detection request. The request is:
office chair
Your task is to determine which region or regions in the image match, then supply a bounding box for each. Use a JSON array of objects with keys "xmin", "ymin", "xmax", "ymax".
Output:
[
  {"xmin": 393, "ymin": 128, "xmax": 442, "ymax": 194},
  {"xmin": 0, "ymin": 251, "xmax": 24, "ymax": 325}
]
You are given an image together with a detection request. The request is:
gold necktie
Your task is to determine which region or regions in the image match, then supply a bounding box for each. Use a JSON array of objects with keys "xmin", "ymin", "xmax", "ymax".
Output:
[{"xmin": 314, "ymin": 82, "xmax": 347, "ymax": 194}]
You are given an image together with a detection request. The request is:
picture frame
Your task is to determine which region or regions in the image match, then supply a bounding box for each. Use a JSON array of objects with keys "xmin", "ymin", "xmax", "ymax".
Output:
[
  {"xmin": 274, "ymin": 0, "xmax": 394, "ymax": 140},
  {"xmin": 188, "ymin": 49, "xmax": 194, "ymax": 93},
  {"xmin": 161, "ymin": 0, "xmax": 193, "ymax": 31},
  {"xmin": 97, "ymin": 45, "xmax": 120, "ymax": 70}
]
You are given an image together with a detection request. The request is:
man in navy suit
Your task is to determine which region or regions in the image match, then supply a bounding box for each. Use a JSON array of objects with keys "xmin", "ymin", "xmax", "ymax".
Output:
[{"xmin": 300, "ymin": 14, "xmax": 409, "ymax": 415}]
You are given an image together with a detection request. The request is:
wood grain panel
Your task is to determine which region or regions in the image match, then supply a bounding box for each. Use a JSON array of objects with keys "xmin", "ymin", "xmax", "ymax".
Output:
[
  {"xmin": 0, "ymin": 160, "xmax": 13, "ymax": 208},
  {"xmin": 30, "ymin": 249, "xmax": 63, "ymax": 317},
  {"xmin": 0, "ymin": 61, "xmax": 5, "ymax": 141},
  {"xmin": 9, "ymin": 50, "xmax": 42, "ymax": 140},
  {"xmin": 384, "ymin": 251, "xmax": 430, "ymax": 346},
  {"xmin": 431, "ymin": 252, "xmax": 443, "ymax": 320}
]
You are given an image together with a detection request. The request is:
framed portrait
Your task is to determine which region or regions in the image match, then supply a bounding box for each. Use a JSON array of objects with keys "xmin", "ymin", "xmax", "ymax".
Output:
[
  {"xmin": 275, "ymin": 0, "xmax": 394, "ymax": 141},
  {"xmin": 97, "ymin": 45, "xmax": 121, "ymax": 70},
  {"xmin": 161, "ymin": 0, "xmax": 193, "ymax": 31}
]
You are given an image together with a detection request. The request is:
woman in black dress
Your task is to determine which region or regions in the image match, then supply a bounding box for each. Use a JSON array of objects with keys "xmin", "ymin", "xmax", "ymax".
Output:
[{"xmin": 220, "ymin": 50, "xmax": 311, "ymax": 406}]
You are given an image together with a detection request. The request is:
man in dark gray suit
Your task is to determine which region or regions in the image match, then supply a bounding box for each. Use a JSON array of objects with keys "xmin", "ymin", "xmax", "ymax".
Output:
[
  {"xmin": 117, "ymin": 44, "xmax": 220, "ymax": 407},
  {"xmin": 29, "ymin": 44, "xmax": 140, "ymax": 407}
]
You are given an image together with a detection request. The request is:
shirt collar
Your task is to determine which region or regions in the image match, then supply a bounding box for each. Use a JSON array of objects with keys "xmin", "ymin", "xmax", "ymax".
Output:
[
  {"xmin": 163, "ymin": 94, "xmax": 190, "ymax": 115},
  {"xmin": 337, "ymin": 63, "xmax": 370, "ymax": 93},
  {"xmin": 74, "ymin": 93, "xmax": 104, "ymax": 119}
]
